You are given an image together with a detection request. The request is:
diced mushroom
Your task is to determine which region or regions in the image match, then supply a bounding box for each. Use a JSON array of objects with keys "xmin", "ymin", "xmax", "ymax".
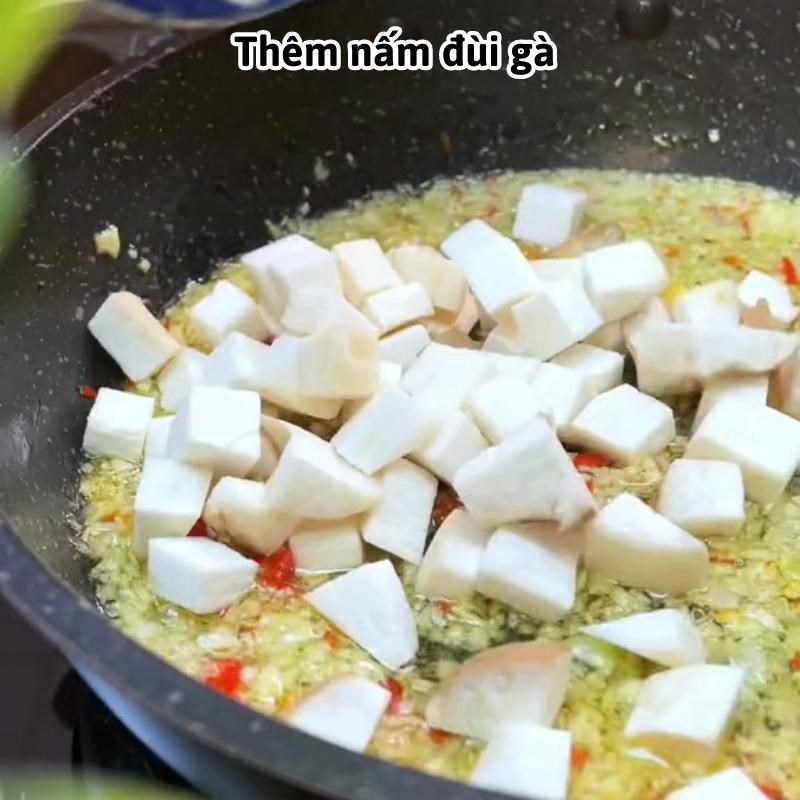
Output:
[
  {"xmin": 583, "ymin": 241, "xmax": 669, "ymax": 323},
  {"xmin": 82, "ymin": 388, "xmax": 155, "ymax": 462},
  {"xmin": 341, "ymin": 360, "xmax": 404, "ymax": 421},
  {"xmin": 441, "ymin": 220, "xmax": 542, "ymax": 316},
  {"xmin": 144, "ymin": 415, "xmax": 174, "ymax": 458},
  {"xmin": 624, "ymin": 664, "xmax": 746, "ymax": 761},
  {"xmin": 481, "ymin": 322, "xmax": 527, "ymax": 355},
  {"xmin": 470, "ymin": 723, "xmax": 572, "ymax": 800},
  {"xmin": 628, "ymin": 321, "xmax": 799, "ymax": 395},
  {"xmin": 693, "ymin": 373, "xmax": 768, "ymax": 433},
  {"xmin": 665, "ymin": 768, "xmax": 768, "ymax": 800},
  {"xmin": 378, "ymin": 324, "xmax": 431, "ymax": 370},
  {"xmin": 280, "ymin": 287, "xmax": 377, "ymax": 336},
  {"xmin": 157, "ymin": 347, "xmax": 208, "ymax": 412},
  {"xmin": 148, "ymin": 537, "xmax": 258, "ymax": 614},
  {"xmin": 686, "ymin": 399, "xmax": 800, "ymax": 504},
  {"xmin": 88, "ymin": 291, "xmax": 180, "ymax": 381},
  {"xmin": 361, "ymin": 283, "xmax": 434, "ymax": 335},
  {"xmin": 242, "ymin": 234, "xmax": 341, "ymax": 320},
  {"xmin": 510, "ymin": 281, "xmax": 603, "ymax": 360},
  {"xmin": 203, "ymin": 331, "xmax": 272, "ymax": 392},
  {"xmin": 656, "ymin": 459, "xmax": 745, "ymax": 537},
  {"xmin": 286, "ymin": 676, "xmax": 390, "ymax": 753},
  {"xmin": 167, "ymin": 386, "xmax": 261, "ymax": 478},
  {"xmin": 305, "ymin": 560, "xmax": 418, "ymax": 669},
  {"xmin": 204, "ymin": 476, "xmax": 298, "ymax": 555},
  {"xmin": 546, "ymin": 221, "xmax": 625, "ymax": 258},
  {"xmin": 387, "ymin": 244, "xmax": 467, "ymax": 314},
  {"xmin": 584, "ymin": 493, "xmax": 708, "ymax": 595},
  {"xmin": 332, "ymin": 239, "xmax": 402, "ymax": 305},
  {"xmin": 361, "ymin": 460, "xmax": 437, "ymax": 563},
  {"xmin": 529, "ymin": 256, "xmax": 586, "ymax": 288},
  {"xmin": 561, "ymin": 384, "xmax": 675, "ymax": 464},
  {"xmin": 476, "ymin": 523, "xmax": 582, "ymax": 622},
  {"xmin": 401, "ymin": 343, "xmax": 496, "ymax": 418},
  {"xmin": 621, "ymin": 297, "xmax": 671, "ymax": 346},
  {"xmin": 526, "ymin": 362, "xmax": 597, "ymax": 430},
  {"xmin": 453, "ymin": 416, "xmax": 596, "ymax": 529},
  {"xmin": 189, "ymin": 280, "xmax": 272, "ymax": 349},
  {"xmin": 133, "ymin": 457, "xmax": 213, "ymax": 557},
  {"xmin": 331, "ymin": 388, "xmax": 436, "ymax": 475},
  {"xmin": 584, "ymin": 319, "xmax": 626, "ymax": 353},
  {"xmin": 289, "ymin": 519, "xmax": 364, "ymax": 572},
  {"xmin": 425, "ymin": 641, "xmax": 572, "ymax": 740},
  {"xmin": 465, "ymin": 374, "xmax": 547, "ymax": 444},
  {"xmin": 738, "ymin": 268, "xmax": 799, "ymax": 329},
  {"xmin": 247, "ymin": 414, "xmax": 280, "ymax": 480},
  {"xmin": 480, "ymin": 353, "xmax": 541, "ymax": 380},
  {"xmin": 769, "ymin": 347, "xmax": 800, "ymax": 420},
  {"xmin": 512, "ymin": 183, "xmax": 587, "ymax": 249},
  {"xmin": 551, "ymin": 343, "xmax": 625, "ymax": 397},
  {"xmin": 263, "ymin": 420, "xmax": 381, "ymax": 519},
  {"xmin": 582, "ymin": 609, "xmax": 706, "ymax": 667},
  {"xmin": 415, "ymin": 509, "xmax": 490, "ymax": 600},
  {"xmin": 410, "ymin": 411, "xmax": 489, "ymax": 484},
  {"xmin": 670, "ymin": 279, "xmax": 740, "ymax": 327}
]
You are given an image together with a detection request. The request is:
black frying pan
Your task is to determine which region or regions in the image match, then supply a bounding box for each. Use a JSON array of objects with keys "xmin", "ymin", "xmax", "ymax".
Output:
[{"xmin": 1, "ymin": 0, "xmax": 799, "ymax": 797}]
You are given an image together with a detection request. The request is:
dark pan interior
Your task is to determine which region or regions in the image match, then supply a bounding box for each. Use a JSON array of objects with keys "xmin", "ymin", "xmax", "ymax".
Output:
[{"xmin": 1, "ymin": 0, "xmax": 799, "ymax": 796}]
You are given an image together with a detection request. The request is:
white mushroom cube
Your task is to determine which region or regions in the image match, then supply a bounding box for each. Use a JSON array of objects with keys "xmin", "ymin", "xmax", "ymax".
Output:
[
  {"xmin": 264, "ymin": 420, "xmax": 381, "ymax": 519},
  {"xmin": 83, "ymin": 388, "xmax": 155, "ymax": 462},
  {"xmin": 621, "ymin": 297, "xmax": 671, "ymax": 345},
  {"xmin": 551, "ymin": 343, "xmax": 625, "ymax": 397},
  {"xmin": 512, "ymin": 183, "xmax": 587, "ymax": 249},
  {"xmin": 441, "ymin": 220, "xmax": 542, "ymax": 316},
  {"xmin": 476, "ymin": 523, "xmax": 582, "ymax": 622},
  {"xmin": 584, "ymin": 319, "xmax": 626, "ymax": 353},
  {"xmin": 625, "ymin": 664, "xmax": 746, "ymax": 761},
  {"xmin": 693, "ymin": 373, "xmax": 768, "ymax": 432},
  {"xmin": 482, "ymin": 323, "xmax": 527, "ymax": 356},
  {"xmin": 204, "ymin": 477, "xmax": 297, "ymax": 555},
  {"xmin": 401, "ymin": 343, "xmax": 495, "ymax": 418},
  {"xmin": 248, "ymin": 414, "xmax": 280, "ymax": 480},
  {"xmin": 410, "ymin": 411, "xmax": 489, "ymax": 484},
  {"xmin": 133, "ymin": 457, "xmax": 213, "ymax": 557},
  {"xmin": 148, "ymin": 537, "xmax": 257, "ymax": 614},
  {"xmin": 203, "ymin": 331, "xmax": 271, "ymax": 392},
  {"xmin": 770, "ymin": 347, "xmax": 800, "ymax": 420},
  {"xmin": 331, "ymin": 388, "xmax": 436, "ymax": 475},
  {"xmin": 378, "ymin": 324, "xmax": 431, "ymax": 369},
  {"xmin": 305, "ymin": 560, "xmax": 417, "ymax": 669},
  {"xmin": 333, "ymin": 239, "xmax": 402, "ymax": 305},
  {"xmin": 425, "ymin": 641, "xmax": 572, "ymax": 740},
  {"xmin": 341, "ymin": 360, "xmax": 404, "ymax": 421},
  {"xmin": 144, "ymin": 415, "xmax": 174, "ymax": 458},
  {"xmin": 529, "ymin": 256, "xmax": 585, "ymax": 286},
  {"xmin": 561, "ymin": 384, "xmax": 675, "ymax": 464},
  {"xmin": 480, "ymin": 352, "xmax": 540, "ymax": 380},
  {"xmin": 670, "ymin": 279, "xmax": 740, "ymax": 327},
  {"xmin": 89, "ymin": 291, "xmax": 180, "ymax": 381},
  {"xmin": 583, "ymin": 609, "xmax": 706, "ymax": 667},
  {"xmin": 361, "ymin": 459, "xmax": 437, "ymax": 564},
  {"xmin": 387, "ymin": 244, "xmax": 467, "ymax": 313},
  {"xmin": 583, "ymin": 241, "xmax": 669, "ymax": 322},
  {"xmin": 738, "ymin": 268, "xmax": 799, "ymax": 329},
  {"xmin": 167, "ymin": 386, "xmax": 261, "ymax": 477},
  {"xmin": 510, "ymin": 281, "xmax": 602, "ymax": 360},
  {"xmin": 157, "ymin": 347, "xmax": 208, "ymax": 412},
  {"xmin": 470, "ymin": 723, "xmax": 572, "ymax": 800},
  {"xmin": 629, "ymin": 321, "xmax": 798, "ymax": 396},
  {"xmin": 657, "ymin": 459, "xmax": 745, "ymax": 537},
  {"xmin": 686, "ymin": 400, "xmax": 800, "ymax": 504},
  {"xmin": 189, "ymin": 280, "xmax": 271, "ymax": 349},
  {"xmin": 242, "ymin": 234, "xmax": 341, "ymax": 320},
  {"xmin": 361, "ymin": 282, "xmax": 434, "ymax": 335},
  {"xmin": 453, "ymin": 416, "xmax": 596, "ymax": 529},
  {"xmin": 527, "ymin": 362, "xmax": 595, "ymax": 430},
  {"xmin": 416, "ymin": 509, "xmax": 490, "ymax": 600},
  {"xmin": 666, "ymin": 768, "xmax": 768, "ymax": 800},
  {"xmin": 289, "ymin": 519, "xmax": 364, "ymax": 572},
  {"xmin": 465, "ymin": 374, "xmax": 544, "ymax": 444},
  {"xmin": 286, "ymin": 676, "xmax": 390, "ymax": 753},
  {"xmin": 280, "ymin": 288, "xmax": 376, "ymax": 336},
  {"xmin": 584, "ymin": 493, "xmax": 708, "ymax": 595},
  {"xmin": 297, "ymin": 324, "xmax": 379, "ymax": 400}
]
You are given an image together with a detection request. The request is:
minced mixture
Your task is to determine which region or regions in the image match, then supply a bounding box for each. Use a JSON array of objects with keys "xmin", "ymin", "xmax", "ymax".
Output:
[{"xmin": 79, "ymin": 170, "xmax": 800, "ymax": 799}]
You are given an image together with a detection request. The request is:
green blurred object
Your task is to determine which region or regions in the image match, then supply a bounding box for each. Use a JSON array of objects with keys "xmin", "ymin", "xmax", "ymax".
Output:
[
  {"xmin": 0, "ymin": 140, "xmax": 26, "ymax": 256},
  {"xmin": 0, "ymin": 772, "xmax": 199, "ymax": 799}
]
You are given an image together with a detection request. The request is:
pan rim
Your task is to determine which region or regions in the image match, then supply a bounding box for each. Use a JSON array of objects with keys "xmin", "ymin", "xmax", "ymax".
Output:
[{"xmin": 0, "ymin": 35, "xmax": 500, "ymax": 800}]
